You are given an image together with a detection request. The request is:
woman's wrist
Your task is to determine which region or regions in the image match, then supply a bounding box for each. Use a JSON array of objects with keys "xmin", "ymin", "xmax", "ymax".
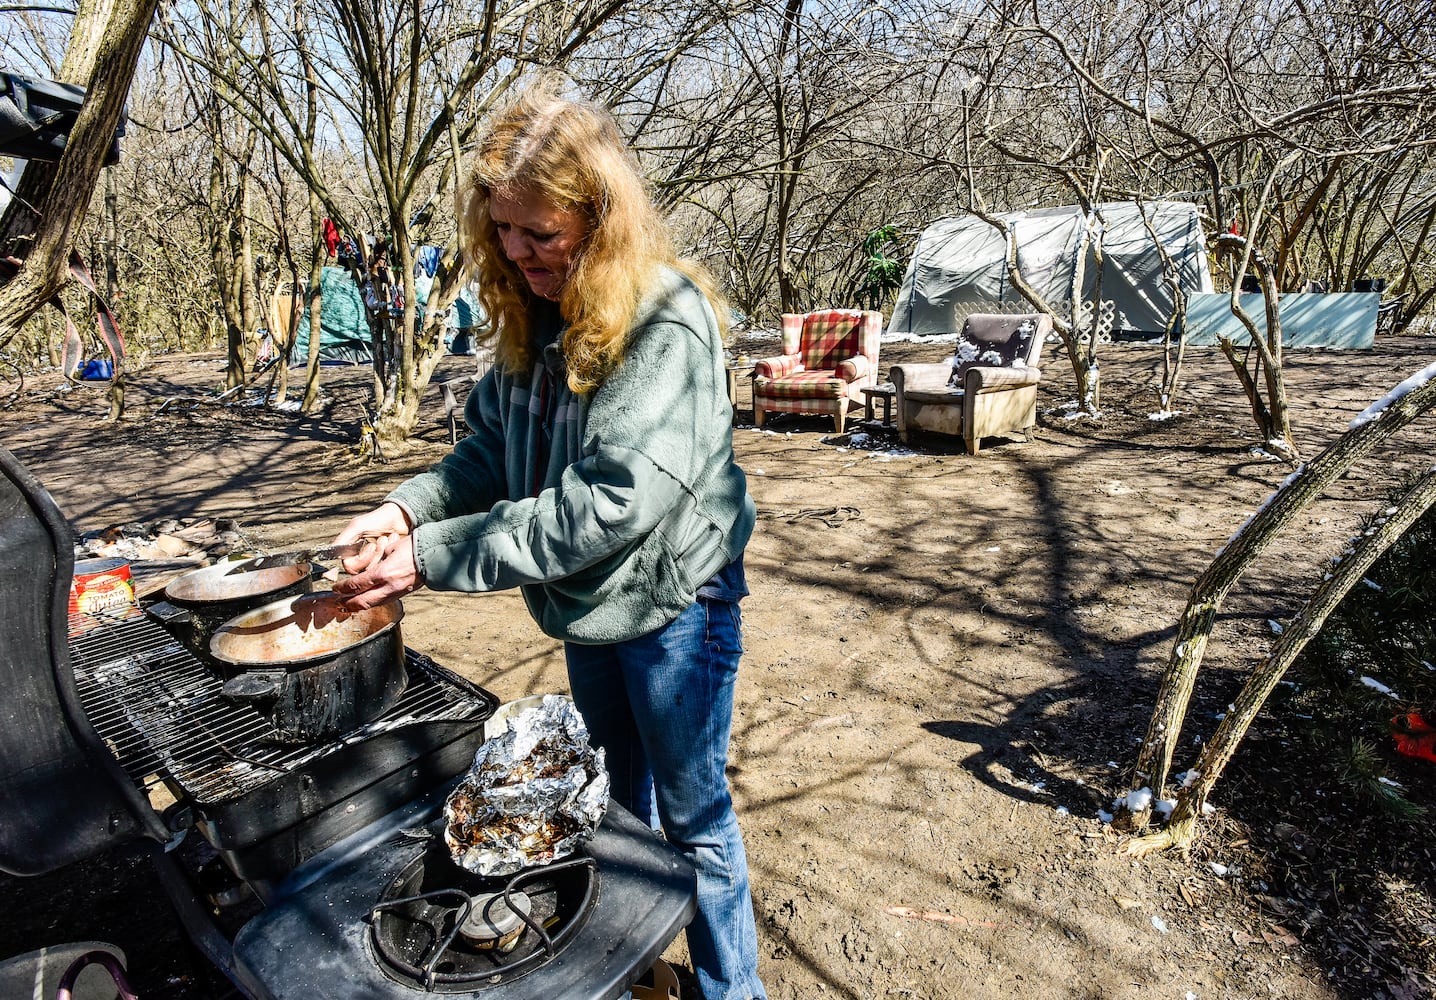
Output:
[{"xmin": 381, "ymin": 500, "xmax": 416, "ymax": 532}]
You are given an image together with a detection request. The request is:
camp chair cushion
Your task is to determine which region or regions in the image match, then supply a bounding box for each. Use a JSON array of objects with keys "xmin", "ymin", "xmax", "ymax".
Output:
[
  {"xmin": 948, "ymin": 316, "xmax": 1040, "ymax": 387},
  {"xmin": 756, "ymin": 370, "xmax": 849, "ymax": 400}
]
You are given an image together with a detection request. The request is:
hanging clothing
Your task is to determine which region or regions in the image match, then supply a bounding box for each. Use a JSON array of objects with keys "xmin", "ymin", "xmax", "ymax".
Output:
[{"xmin": 321, "ymin": 218, "xmax": 339, "ymax": 257}]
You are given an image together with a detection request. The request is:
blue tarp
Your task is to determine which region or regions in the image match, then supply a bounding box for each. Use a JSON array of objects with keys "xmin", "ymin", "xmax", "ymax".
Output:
[{"xmin": 1185, "ymin": 292, "xmax": 1379, "ymax": 348}]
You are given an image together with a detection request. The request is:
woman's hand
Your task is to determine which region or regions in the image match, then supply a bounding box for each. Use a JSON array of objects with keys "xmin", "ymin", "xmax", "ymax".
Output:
[
  {"xmin": 330, "ymin": 502, "xmax": 421, "ymax": 610},
  {"xmin": 332, "ymin": 534, "xmax": 420, "ymax": 610}
]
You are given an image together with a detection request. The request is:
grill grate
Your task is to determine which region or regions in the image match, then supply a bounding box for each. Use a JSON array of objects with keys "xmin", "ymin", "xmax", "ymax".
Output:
[{"xmin": 69, "ymin": 611, "xmax": 492, "ymax": 804}]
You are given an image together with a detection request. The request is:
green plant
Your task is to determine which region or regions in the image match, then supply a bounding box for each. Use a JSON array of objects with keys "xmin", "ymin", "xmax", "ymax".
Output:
[{"xmin": 859, "ymin": 225, "xmax": 904, "ymax": 310}]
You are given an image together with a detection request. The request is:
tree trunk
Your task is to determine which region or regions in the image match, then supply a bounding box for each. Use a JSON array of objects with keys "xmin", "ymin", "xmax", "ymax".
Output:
[
  {"xmin": 1128, "ymin": 465, "xmax": 1436, "ymax": 856},
  {"xmin": 300, "ymin": 192, "xmax": 325, "ymax": 414},
  {"xmin": 1119, "ymin": 365, "xmax": 1436, "ymax": 829},
  {"xmin": 101, "ymin": 162, "xmax": 125, "ymax": 420},
  {"xmin": 0, "ymin": 0, "xmax": 160, "ymax": 346}
]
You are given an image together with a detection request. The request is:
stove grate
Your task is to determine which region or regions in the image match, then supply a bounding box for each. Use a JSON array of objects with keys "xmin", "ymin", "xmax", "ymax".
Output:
[{"xmin": 69, "ymin": 611, "xmax": 493, "ymax": 804}]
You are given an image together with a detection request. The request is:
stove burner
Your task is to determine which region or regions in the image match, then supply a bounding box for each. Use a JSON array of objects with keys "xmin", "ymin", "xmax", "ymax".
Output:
[
  {"xmin": 458, "ymin": 890, "xmax": 531, "ymax": 952},
  {"xmin": 369, "ymin": 843, "xmax": 597, "ymax": 992}
]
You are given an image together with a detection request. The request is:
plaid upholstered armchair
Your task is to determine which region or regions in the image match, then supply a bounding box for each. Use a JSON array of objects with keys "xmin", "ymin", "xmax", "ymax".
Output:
[{"xmin": 752, "ymin": 309, "xmax": 882, "ymax": 432}]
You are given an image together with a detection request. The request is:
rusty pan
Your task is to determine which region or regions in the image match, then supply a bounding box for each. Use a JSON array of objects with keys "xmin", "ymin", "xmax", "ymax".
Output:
[
  {"xmin": 148, "ymin": 561, "xmax": 315, "ymax": 670},
  {"xmin": 209, "ymin": 592, "xmax": 407, "ymax": 744}
]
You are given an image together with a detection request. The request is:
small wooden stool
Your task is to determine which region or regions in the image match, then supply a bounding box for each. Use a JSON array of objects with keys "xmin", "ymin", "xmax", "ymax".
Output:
[{"xmin": 861, "ymin": 382, "xmax": 896, "ymax": 426}]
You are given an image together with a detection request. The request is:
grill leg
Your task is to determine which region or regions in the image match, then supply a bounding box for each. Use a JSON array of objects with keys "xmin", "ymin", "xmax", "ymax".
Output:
[{"xmin": 147, "ymin": 843, "xmax": 258, "ymax": 998}]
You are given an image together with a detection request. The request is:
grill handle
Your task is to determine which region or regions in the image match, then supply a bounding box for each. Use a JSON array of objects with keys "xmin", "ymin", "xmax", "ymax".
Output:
[
  {"xmin": 145, "ymin": 599, "xmax": 192, "ymax": 627},
  {"xmin": 222, "ymin": 670, "xmax": 286, "ymax": 702}
]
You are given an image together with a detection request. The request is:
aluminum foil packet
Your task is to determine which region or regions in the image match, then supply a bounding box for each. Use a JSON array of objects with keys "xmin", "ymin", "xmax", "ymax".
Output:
[{"xmin": 444, "ymin": 694, "xmax": 609, "ymax": 876}]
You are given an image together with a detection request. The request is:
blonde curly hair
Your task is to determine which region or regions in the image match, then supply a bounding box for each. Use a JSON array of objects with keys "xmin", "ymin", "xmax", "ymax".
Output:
[{"xmin": 458, "ymin": 82, "xmax": 724, "ymax": 394}]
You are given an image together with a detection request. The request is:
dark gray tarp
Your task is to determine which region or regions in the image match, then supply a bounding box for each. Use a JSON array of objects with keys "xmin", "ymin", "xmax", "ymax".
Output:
[{"xmin": 888, "ymin": 202, "xmax": 1215, "ymax": 338}]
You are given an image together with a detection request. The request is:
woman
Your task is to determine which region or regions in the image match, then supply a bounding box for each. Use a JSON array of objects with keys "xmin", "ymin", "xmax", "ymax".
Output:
[{"xmin": 330, "ymin": 85, "xmax": 766, "ymax": 1000}]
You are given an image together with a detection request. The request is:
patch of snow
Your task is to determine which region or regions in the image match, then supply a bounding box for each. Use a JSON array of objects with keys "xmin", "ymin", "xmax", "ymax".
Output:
[
  {"xmin": 1208, "ymin": 862, "xmax": 1228, "ymax": 877},
  {"xmin": 1097, "ymin": 809, "xmax": 1114, "ymax": 824},
  {"xmin": 1114, "ymin": 787, "xmax": 1153, "ymax": 813},
  {"xmin": 1151, "ymin": 915, "xmax": 1169, "ymax": 934},
  {"xmin": 1201, "ymin": 801, "xmax": 1216, "ymax": 816},
  {"xmin": 985, "ymin": 545, "xmax": 1001, "ymax": 552},
  {"xmin": 1378, "ymin": 777, "xmax": 1403, "ymax": 788},
  {"xmin": 1350, "ymin": 360, "xmax": 1436, "ymax": 428},
  {"xmin": 1267, "ymin": 619, "xmax": 1284, "ymax": 635},
  {"xmin": 1178, "ymin": 769, "xmax": 1201, "ymax": 788},
  {"xmin": 1154, "ymin": 799, "xmax": 1176, "ymax": 819},
  {"xmin": 881, "ymin": 331, "xmax": 960, "ymax": 344},
  {"xmin": 1055, "ymin": 805, "xmax": 1070, "ymax": 816},
  {"xmin": 1361, "ymin": 578, "xmax": 1383, "ymax": 591},
  {"xmin": 1360, "ymin": 676, "xmax": 1400, "ymax": 699}
]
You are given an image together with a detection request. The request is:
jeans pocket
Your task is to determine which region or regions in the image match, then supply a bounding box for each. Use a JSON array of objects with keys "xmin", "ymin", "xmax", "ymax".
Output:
[{"xmin": 702, "ymin": 598, "xmax": 744, "ymax": 664}]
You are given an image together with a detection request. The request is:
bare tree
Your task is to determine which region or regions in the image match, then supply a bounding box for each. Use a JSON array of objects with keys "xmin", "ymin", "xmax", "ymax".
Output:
[
  {"xmin": 1118, "ymin": 364, "xmax": 1436, "ymax": 833},
  {"xmin": 1025, "ymin": 0, "xmax": 1436, "ymax": 453},
  {"xmin": 0, "ymin": 0, "xmax": 163, "ymax": 423}
]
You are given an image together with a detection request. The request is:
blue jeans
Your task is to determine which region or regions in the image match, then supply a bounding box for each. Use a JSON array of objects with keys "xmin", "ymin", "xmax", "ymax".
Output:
[{"xmin": 566, "ymin": 597, "xmax": 767, "ymax": 1000}]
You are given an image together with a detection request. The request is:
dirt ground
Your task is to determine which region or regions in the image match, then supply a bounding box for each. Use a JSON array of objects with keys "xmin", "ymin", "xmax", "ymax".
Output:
[{"xmin": 2, "ymin": 333, "xmax": 1434, "ymax": 1000}]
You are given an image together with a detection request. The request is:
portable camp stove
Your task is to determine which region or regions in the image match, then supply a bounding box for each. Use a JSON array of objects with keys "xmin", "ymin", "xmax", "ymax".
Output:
[
  {"xmin": 228, "ymin": 785, "xmax": 693, "ymax": 999},
  {"xmin": 0, "ymin": 445, "xmax": 696, "ymax": 1000}
]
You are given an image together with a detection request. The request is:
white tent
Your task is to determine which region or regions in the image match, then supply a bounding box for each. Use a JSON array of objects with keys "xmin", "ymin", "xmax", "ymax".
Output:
[{"xmin": 887, "ymin": 202, "xmax": 1214, "ymax": 338}]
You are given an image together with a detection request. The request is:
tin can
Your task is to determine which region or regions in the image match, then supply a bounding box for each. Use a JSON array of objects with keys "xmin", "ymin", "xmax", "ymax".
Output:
[{"xmin": 68, "ymin": 557, "xmax": 137, "ymax": 631}]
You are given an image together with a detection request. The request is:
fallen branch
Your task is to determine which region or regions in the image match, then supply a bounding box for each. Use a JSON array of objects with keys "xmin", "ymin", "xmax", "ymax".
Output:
[{"xmin": 883, "ymin": 905, "xmax": 1001, "ymax": 929}]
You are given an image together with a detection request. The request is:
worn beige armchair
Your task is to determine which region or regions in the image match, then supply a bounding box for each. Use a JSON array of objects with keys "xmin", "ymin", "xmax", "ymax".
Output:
[{"xmin": 889, "ymin": 312, "xmax": 1051, "ymax": 454}]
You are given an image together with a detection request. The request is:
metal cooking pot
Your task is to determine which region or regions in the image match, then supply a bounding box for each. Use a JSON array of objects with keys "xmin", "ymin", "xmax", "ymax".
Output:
[
  {"xmin": 209, "ymin": 592, "xmax": 407, "ymax": 744},
  {"xmin": 147, "ymin": 561, "xmax": 315, "ymax": 672}
]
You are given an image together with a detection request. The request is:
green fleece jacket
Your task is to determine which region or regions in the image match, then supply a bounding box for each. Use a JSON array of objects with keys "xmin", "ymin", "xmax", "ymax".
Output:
[{"xmin": 388, "ymin": 267, "xmax": 755, "ymax": 644}]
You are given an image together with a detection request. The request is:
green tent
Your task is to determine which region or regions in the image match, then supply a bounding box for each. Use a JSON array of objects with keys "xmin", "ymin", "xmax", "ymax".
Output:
[
  {"xmin": 292, "ymin": 264, "xmax": 487, "ymax": 363},
  {"xmin": 293, "ymin": 266, "xmax": 373, "ymax": 364}
]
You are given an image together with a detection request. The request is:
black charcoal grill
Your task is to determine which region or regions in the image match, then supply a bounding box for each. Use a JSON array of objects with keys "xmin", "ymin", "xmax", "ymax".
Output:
[{"xmin": 0, "ymin": 445, "xmax": 696, "ymax": 1000}]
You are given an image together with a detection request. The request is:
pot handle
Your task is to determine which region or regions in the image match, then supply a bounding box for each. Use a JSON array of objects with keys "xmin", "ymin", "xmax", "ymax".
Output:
[
  {"xmin": 145, "ymin": 600, "xmax": 192, "ymax": 627},
  {"xmin": 222, "ymin": 670, "xmax": 287, "ymax": 703}
]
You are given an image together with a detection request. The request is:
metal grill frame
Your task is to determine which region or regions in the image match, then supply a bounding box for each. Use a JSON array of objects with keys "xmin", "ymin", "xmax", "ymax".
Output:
[
  {"xmin": 69, "ymin": 611, "xmax": 493, "ymax": 804},
  {"xmin": 68, "ymin": 609, "xmax": 498, "ymax": 889}
]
